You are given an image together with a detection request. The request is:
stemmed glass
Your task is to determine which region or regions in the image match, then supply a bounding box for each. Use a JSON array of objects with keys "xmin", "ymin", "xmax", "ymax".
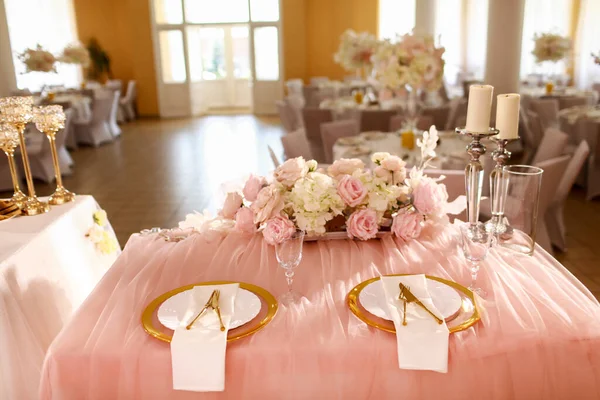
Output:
[
  {"xmin": 275, "ymin": 231, "xmax": 305, "ymax": 304},
  {"xmin": 459, "ymin": 222, "xmax": 492, "ymax": 297}
]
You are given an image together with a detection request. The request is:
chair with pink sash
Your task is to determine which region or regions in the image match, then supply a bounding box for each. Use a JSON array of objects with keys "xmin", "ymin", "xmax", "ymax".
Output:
[
  {"xmin": 530, "ymin": 98, "xmax": 560, "ymax": 132},
  {"xmin": 531, "ymin": 128, "xmax": 569, "ymax": 165}
]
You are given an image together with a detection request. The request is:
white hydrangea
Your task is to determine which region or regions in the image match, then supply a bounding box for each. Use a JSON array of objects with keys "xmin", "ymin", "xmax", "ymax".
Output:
[{"xmin": 288, "ymin": 172, "xmax": 345, "ymax": 235}]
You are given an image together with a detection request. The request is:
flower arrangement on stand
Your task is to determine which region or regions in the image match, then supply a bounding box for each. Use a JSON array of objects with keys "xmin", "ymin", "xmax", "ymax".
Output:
[
  {"xmin": 18, "ymin": 45, "xmax": 57, "ymax": 73},
  {"xmin": 333, "ymin": 30, "xmax": 379, "ymax": 78},
  {"xmin": 58, "ymin": 43, "xmax": 91, "ymax": 67},
  {"xmin": 371, "ymin": 33, "xmax": 445, "ymax": 128},
  {"xmin": 592, "ymin": 51, "xmax": 600, "ymax": 66},
  {"xmin": 531, "ymin": 33, "xmax": 571, "ymax": 92},
  {"xmin": 179, "ymin": 126, "xmax": 460, "ymax": 245}
]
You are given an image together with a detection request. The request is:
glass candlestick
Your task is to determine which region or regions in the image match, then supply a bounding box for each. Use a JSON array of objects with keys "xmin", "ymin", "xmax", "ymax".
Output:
[
  {"xmin": 455, "ymin": 127, "xmax": 498, "ymax": 227},
  {"xmin": 0, "ymin": 123, "xmax": 26, "ymax": 208},
  {"xmin": 486, "ymin": 137, "xmax": 518, "ymax": 238},
  {"xmin": 33, "ymin": 105, "xmax": 75, "ymax": 205},
  {"xmin": 0, "ymin": 97, "xmax": 49, "ymax": 216}
]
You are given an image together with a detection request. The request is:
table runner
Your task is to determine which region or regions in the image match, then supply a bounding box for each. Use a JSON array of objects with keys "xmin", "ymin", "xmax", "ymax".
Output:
[
  {"xmin": 40, "ymin": 223, "xmax": 600, "ymax": 399},
  {"xmin": 1, "ymin": 195, "xmax": 119, "ymax": 399}
]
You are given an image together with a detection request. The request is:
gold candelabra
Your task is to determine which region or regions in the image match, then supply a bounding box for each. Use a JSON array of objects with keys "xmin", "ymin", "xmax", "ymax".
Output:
[
  {"xmin": 0, "ymin": 122, "xmax": 27, "ymax": 208},
  {"xmin": 33, "ymin": 105, "xmax": 75, "ymax": 205},
  {"xmin": 0, "ymin": 96, "xmax": 49, "ymax": 215}
]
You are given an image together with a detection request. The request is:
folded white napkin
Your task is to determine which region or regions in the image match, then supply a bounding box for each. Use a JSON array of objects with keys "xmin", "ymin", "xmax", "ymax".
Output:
[
  {"xmin": 380, "ymin": 275, "xmax": 449, "ymax": 373},
  {"xmin": 171, "ymin": 283, "xmax": 239, "ymax": 391}
]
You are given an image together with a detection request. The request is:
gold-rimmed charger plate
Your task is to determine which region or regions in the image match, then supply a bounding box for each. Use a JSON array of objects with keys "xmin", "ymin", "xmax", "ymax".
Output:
[
  {"xmin": 347, "ymin": 274, "xmax": 480, "ymax": 334},
  {"xmin": 142, "ymin": 281, "xmax": 278, "ymax": 343}
]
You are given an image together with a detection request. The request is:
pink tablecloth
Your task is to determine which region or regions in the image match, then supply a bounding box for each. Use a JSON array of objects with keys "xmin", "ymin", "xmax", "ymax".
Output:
[{"xmin": 40, "ymin": 224, "xmax": 600, "ymax": 399}]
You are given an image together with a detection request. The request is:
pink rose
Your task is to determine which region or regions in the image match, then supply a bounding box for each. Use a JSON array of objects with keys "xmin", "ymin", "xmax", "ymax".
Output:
[
  {"xmin": 412, "ymin": 178, "xmax": 448, "ymax": 215},
  {"xmin": 250, "ymin": 185, "xmax": 284, "ymax": 224},
  {"xmin": 337, "ymin": 175, "xmax": 367, "ymax": 207},
  {"xmin": 243, "ymin": 175, "xmax": 266, "ymax": 202},
  {"xmin": 263, "ymin": 215, "xmax": 296, "ymax": 245},
  {"xmin": 221, "ymin": 192, "xmax": 243, "ymax": 219},
  {"xmin": 347, "ymin": 208, "xmax": 379, "ymax": 240},
  {"xmin": 327, "ymin": 158, "xmax": 365, "ymax": 178},
  {"xmin": 274, "ymin": 157, "xmax": 308, "ymax": 186},
  {"xmin": 381, "ymin": 155, "xmax": 406, "ymax": 172},
  {"xmin": 235, "ymin": 207, "xmax": 256, "ymax": 234},
  {"xmin": 392, "ymin": 209, "xmax": 424, "ymax": 240}
]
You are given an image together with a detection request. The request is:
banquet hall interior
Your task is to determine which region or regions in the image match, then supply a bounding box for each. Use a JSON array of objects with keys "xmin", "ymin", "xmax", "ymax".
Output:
[{"xmin": 2, "ymin": 0, "xmax": 600, "ymax": 398}]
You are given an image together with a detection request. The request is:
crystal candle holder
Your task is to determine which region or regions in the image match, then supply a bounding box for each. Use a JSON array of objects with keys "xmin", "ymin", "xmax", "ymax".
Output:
[
  {"xmin": 0, "ymin": 123, "xmax": 26, "ymax": 208},
  {"xmin": 0, "ymin": 96, "xmax": 49, "ymax": 215},
  {"xmin": 33, "ymin": 105, "xmax": 75, "ymax": 205},
  {"xmin": 486, "ymin": 136, "xmax": 519, "ymax": 238},
  {"xmin": 455, "ymin": 127, "xmax": 499, "ymax": 227}
]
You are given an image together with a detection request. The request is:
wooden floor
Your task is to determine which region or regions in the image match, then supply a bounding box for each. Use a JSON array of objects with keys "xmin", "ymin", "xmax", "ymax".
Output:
[{"xmin": 3, "ymin": 115, "xmax": 600, "ymax": 297}]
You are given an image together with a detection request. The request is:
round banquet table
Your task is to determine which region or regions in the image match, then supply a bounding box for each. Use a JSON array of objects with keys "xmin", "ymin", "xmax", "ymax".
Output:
[
  {"xmin": 332, "ymin": 131, "xmax": 471, "ymax": 169},
  {"xmin": 39, "ymin": 222, "xmax": 600, "ymax": 399}
]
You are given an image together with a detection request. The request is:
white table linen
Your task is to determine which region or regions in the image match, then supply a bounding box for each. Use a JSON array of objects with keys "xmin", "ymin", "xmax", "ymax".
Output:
[
  {"xmin": 0, "ymin": 195, "xmax": 119, "ymax": 399},
  {"xmin": 171, "ymin": 283, "xmax": 239, "ymax": 392},
  {"xmin": 332, "ymin": 131, "xmax": 470, "ymax": 168},
  {"xmin": 381, "ymin": 275, "xmax": 449, "ymax": 373}
]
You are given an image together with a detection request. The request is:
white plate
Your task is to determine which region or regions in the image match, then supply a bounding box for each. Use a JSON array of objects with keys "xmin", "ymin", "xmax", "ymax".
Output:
[
  {"xmin": 158, "ymin": 288, "xmax": 262, "ymax": 330},
  {"xmin": 358, "ymin": 279, "xmax": 462, "ymax": 322}
]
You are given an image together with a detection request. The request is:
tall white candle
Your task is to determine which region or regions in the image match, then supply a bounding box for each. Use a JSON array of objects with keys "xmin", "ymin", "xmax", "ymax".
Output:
[
  {"xmin": 465, "ymin": 84, "xmax": 494, "ymax": 132},
  {"xmin": 495, "ymin": 94, "xmax": 520, "ymax": 139}
]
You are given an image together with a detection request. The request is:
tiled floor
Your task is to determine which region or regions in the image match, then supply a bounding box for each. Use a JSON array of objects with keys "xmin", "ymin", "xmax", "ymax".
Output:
[{"xmin": 3, "ymin": 114, "xmax": 599, "ymax": 297}]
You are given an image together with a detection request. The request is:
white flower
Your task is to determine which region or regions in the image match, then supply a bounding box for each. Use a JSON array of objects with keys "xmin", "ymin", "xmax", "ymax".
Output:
[
  {"xmin": 97, "ymin": 231, "xmax": 119, "ymax": 254},
  {"xmin": 333, "ymin": 30, "xmax": 379, "ymax": 71},
  {"xmin": 93, "ymin": 210, "xmax": 108, "ymax": 226},
  {"xmin": 371, "ymin": 152, "xmax": 391, "ymax": 165},
  {"xmin": 289, "ymin": 172, "xmax": 345, "ymax": 234},
  {"xmin": 306, "ymin": 159, "xmax": 318, "ymax": 172},
  {"xmin": 87, "ymin": 224, "xmax": 105, "ymax": 243},
  {"xmin": 178, "ymin": 210, "xmax": 235, "ymax": 237},
  {"xmin": 416, "ymin": 125, "xmax": 439, "ymax": 170}
]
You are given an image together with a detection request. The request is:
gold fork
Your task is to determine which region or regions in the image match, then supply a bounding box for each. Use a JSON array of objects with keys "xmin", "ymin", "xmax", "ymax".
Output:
[
  {"xmin": 399, "ymin": 283, "xmax": 443, "ymax": 325},
  {"xmin": 186, "ymin": 290, "xmax": 216, "ymax": 330}
]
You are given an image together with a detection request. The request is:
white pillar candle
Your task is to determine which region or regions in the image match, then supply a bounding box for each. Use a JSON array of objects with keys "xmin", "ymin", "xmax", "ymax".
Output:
[
  {"xmin": 465, "ymin": 84, "xmax": 494, "ymax": 132},
  {"xmin": 495, "ymin": 93, "xmax": 520, "ymax": 139}
]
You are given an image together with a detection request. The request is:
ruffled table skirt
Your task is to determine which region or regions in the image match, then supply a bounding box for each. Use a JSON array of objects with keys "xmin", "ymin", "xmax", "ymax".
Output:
[{"xmin": 40, "ymin": 223, "xmax": 600, "ymax": 399}]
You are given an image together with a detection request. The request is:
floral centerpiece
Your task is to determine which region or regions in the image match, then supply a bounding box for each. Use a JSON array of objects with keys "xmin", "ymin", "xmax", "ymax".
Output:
[
  {"xmin": 180, "ymin": 126, "xmax": 460, "ymax": 245},
  {"xmin": 58, "ymin": 43, "xmax": 91, "ymax": 67},
  {"xmin": 532, "ymin": 33, "xmax": 571, "ymax": 64},
  {"xmin": 371, "ymin": 33, "xmax": 445, "ymax": 127},
  {"xmin": 333, "ymin": 30, "xmax": 379, "ymax": 77},
  {"xmin": 18, "ymin": 45, "xmax": 57, "ymax": 73}
]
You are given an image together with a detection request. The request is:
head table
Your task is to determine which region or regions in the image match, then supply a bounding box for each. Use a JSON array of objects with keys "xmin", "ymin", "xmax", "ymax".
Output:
[
  {"xmin": 0, "ymin": 195, "xmax": 119, "ymax": 399},
  {"xmin": 39, "ymin": 222, "xmax": 600, "ymax": 399}
]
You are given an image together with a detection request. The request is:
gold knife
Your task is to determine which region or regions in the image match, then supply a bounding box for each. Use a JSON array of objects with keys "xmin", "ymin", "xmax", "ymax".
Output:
[
  {"xmin": 211, "ymin": 290, "xmax": 226, "ymax": 332},
  {"xmin": 398, "ymin": 283, "xmax": 408, "ymax": 326},
  {"xmin": 399, "ymin": 283, "xmax": 443, "ymax": 325}
]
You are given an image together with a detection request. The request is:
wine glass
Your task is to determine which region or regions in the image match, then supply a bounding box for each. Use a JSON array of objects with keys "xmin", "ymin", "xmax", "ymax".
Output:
[
  {"xmin": 459, "ymin": 222, "xmax": 492, "ymax": 297},
  {"xmin": 275, "ymin": 231, "xmax": 305, "ymax": 304}
]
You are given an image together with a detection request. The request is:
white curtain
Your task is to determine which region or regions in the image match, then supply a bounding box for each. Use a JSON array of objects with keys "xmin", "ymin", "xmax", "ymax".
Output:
[
  {"xmin": 574, "ymin": 0, "xmax": 600, "ymax": 89},
  {"xmin": 4, "ymin": 0, "xmax": 81, "ymax": 91},
  {"xmin": 519, "ymin": 0, "xmax": 571, "ymax": 78},
  {"xmin": 434, "ymin": 0, "xmax": 462, "ymax": 85},
  {"xmin": 378, "ymin": 0, "xmax": 415, "ymax": 39},
  {"xmin": 463, "ymin": 0, "xmax": 488, "ymax": 82}
]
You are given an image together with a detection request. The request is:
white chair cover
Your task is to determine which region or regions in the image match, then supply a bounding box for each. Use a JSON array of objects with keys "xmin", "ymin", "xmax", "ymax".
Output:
[
  {"xmin": 276, "ymin": 100, "xmax": 297, "ymax": 133},
  {"xmin": 108, "ymin": 91, "xmax": 122, "ymax": 137},
  {"xmin": 310, "ymin": 77, "xmax": 329, "ymax": 86},
  {"xmin": 303, "ymin": 86, "xmax": 320, "ymax": 108},
  {"xmin": 530, "ymin": 98, "xmax": 560, "ymax": 132},
  {"xmin": 285, "ymin": 79, "xmax": 303, "ymax": 97},
  {"xmin": 533, "ymin": 155, "xmax": 571, "ymax": 253},
  {"xmin": 286, "ymin": 96, "xmax": 305, "ymax": 128},
  {"xmin": 320, "ymin": 120, "xmax": 360, "ymax": 163},
  {"xmin": 531, "ymin": 127, "xmax": 569, "ymax": 165},
  {"xmin": 119, "ymin": 80, "xmax": 137, "ymax": 121},
  {"xmin": 444, "ymin": 98, "xmax": 467, "ymax": 130},
  {"xmin": 546, "ymin": 141, "xmax": 590, "ymax": 251},
  {"xmin": 281, "ymin": 129, "xmax": 312, "ymax": 160},
  {"xmin": 75, "ymin": 94, "xmax": 114, "ymax": 147}
]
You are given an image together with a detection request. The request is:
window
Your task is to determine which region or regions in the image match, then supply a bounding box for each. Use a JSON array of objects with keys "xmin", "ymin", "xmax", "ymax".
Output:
[
  {"xmin": 520, "ymin": 0, "xmax": 571, "ymax": 78},
  {"xmin": 154, "ymin": 0, "xmax": 183, "ymax": 24},
  {"xmin": 4, "ymin": 0, "xmax": 81, "ymax": 90},
  {"xmin": 250, "ymin": 0, "xmax": 279, "ymax": 22},
  {"xmin": 254, "ymin": 26, "xmax": 279, "ymax": 80},
  {"xmin": 574, "ymin": 0, "xmax": 600, "ymax": 88},
  {"xmin": 378, "ymin": 0, "xmax": 415, "ymax": 39},
  {"xmin": 184, "ymin": 0, "xmax": 249, "ymax": 23},
  {"xmin": 159, "ymin": 30, "xmax": 187, "ymax": 83},
  {"xmin": 231, "ymin": 27, "xmax": 250, "ymax": 78},
  {"xmin": 435, "ymin": 0, "xmax": 462, "ymax": 84}
]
